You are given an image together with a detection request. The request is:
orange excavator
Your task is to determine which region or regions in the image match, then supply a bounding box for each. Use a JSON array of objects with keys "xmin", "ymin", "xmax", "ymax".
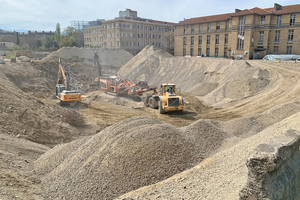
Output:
[
  {"xmin": 99, "ymin": 74, "xmax": 152, "ymax": 96},
  {"xmin": 56, "ymin": 58, "xmax": 81, "ymax": 107}
]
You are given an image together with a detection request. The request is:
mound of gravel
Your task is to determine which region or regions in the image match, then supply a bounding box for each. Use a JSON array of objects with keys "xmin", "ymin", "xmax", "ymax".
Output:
[
  {"xmin": 182, "ymin": 119, "xmax": 231, "ymax": 159},
  {"xmin": 42, "ymin": 47, "xmax": 133, "ymax": 68},
  {"xmin": 35, "ymin": 116, "xmax": 232, "ymax": 199},
  {"xmin": 118, "ymin": 46, "xmax": 270, "ymax": 106}
]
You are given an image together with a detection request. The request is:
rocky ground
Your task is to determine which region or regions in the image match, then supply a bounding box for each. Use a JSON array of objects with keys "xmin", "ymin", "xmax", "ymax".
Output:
[{"xmin": 1, "ymin": 47, "xmax": 300, "ymax": 200}]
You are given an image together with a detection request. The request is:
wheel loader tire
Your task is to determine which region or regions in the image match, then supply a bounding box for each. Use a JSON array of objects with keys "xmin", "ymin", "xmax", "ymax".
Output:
[
  {"xmin": 159, "ymin": 103, "xmax": 165, "ymax": 114},
  {"xmin": 149, "ymin": 97, "xmax": 158, "ymax": 109}
]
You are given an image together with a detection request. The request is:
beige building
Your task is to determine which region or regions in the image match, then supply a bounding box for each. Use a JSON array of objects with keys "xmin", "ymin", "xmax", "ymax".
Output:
[
  {"xmin": 84, "ymin": 9, "xmax": 175, "ymax": 55},
  {"xmin": 175, "ymin": 3, "xmax": 300, "ymax": 59}
]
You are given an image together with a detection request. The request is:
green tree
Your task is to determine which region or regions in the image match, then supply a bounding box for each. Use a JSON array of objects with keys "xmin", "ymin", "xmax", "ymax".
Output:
[
  {"xmin": 54, "ymin": 23, "xmax": 61, "ymax": 43},
  {"xmin": 63, "ymin": 26, "xmax": 76, "ymax": 37},
  {"xmin": 16, "ymin": 32, "xmax": 20, "ymax": 45},
  {"xmin": 36, "ymin": 40, "xmax": 42, "ymax": 48},
  {"xmin": 59, "ymin": 36, "xmax": 77, "ymax": 48}
]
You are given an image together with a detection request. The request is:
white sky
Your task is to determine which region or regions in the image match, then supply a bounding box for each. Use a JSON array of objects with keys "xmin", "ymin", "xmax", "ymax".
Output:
[{"xmin": 0, "ymin": 0, "xmax": 299, "ymax": 32}]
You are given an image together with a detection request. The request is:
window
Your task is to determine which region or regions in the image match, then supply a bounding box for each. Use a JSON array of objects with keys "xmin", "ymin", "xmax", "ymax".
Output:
[
  {"xmin": 207, "ymin": 23, "xmax": 211, "ymax": 32},
  {"xmin": 146, "ymin": 34, "xmax": 147, "ymax": 39},
  {"xmin": 215, "ymin": 34, "xmax": 219, "ymax": 45},
  {"xmin": 198, "ymin": 48, "xmax": 201, "ymax": 56},
  {"xmin": 206, "ymin": 48, "xmax": 210, "ymax": 56},
  {"xmin": 199, "ymin": 24, "xmax": 202, "ymax": 33},
  {"xmin": 237, "ymin": 16, "xmax": 245, "ymax": 49},
  {"xmin": 145, "ymin": 25, "xmax": 147, "ymax": 30},
  {"xmin": 274, "ymin": 31, "xmax": 280, "ymax": 43},
  {"xmin": 288, "ymin": 30, "xmax": 294, "ymax": 43},
  {"xmin": 138, "ymin": 33, "xmax": 140, "ymax": 38},
  {"xmin": 183, "ymin": 49, "xmax": 186, "ymax": 56},
  {"xmin": 183, "ymin": 37, "xmax": 187, "ymax": 46},
  {"xmin": 276, "ymin": 15, "xmax": 282, "ymax": 27},
  {"xmin": 216, "ymin": 22, "xmax": 220, "ymax": 31},
  {"xmin": 198, "ymin": 36, "xmax": 202, "ymax": 46},
  {"xmin": 149, "ymin": 26, "xmax": 152, "ymax": 30},
  {"xmin": 191, "ymin": 25, "xmax": 194, "ymax": 33},
  {"xmin": 225, "ymin": 20, "xmax": 229, "ymax": 31},
  {"xmin": 184, "ymin": 25, "xmax": 187, "ymax": 34},
  {"xmin": 191, "ymin": 36, "xmax": 194, "ymax": 46},
  {"xmin": 141, "ymin": 34, "xmax": 143, "ymax": 38},
  {"xmin": 207, "ymin": 35, "xmax": 210, "ymax": 45},
  {"xmin": 159, "ymin": 27, "xmax": 161, "ymax": 31},
  {"xmin": 225, "ymin": 34, "xmax": 228, "ymax": 45},
  {"xmin": 290, "ymin": 14, "xmax": 296, "ymax": 26},
  {"xmin": 191, "ymin": 48, "xmax": 194, "ymax": 56},
  {"xmin": 286, "ymin": 46, "xmax": 292, "ymax": 54},
  {"xmin": 215, "ymin": 48, "xmax": 219, "ymax": 57},
  {"xmin": 141, "ymin": 25, "xmax": 143, "ymax": 30},
  {"xmin": 258, "ymin": 31, "xmax": 264, "ymax": 44},
  {"xmin": 137, "ymin": 24, "xmax": 140, "ymax": 29},
  {"xmin": 273, "ymin": 46, "xmax": 279, "ymax": 54},
  {"xmin": 138, "ymin": 42, "xmax": 140, "ymax": 46},
  {"xmin": 260, "ymin": 16, "xmax": 265, "ymax": 27}
]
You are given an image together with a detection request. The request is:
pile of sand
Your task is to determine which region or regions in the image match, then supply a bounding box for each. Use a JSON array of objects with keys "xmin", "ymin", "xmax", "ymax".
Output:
[
  {"xmin": 34, "ymin": 47, "xmax": 134, "ymax": 92},
  {"xmin": 118, "ymin": 46, "xmax": 270, "ymax": 106},
  {"xmin": 0, "ymin": 61, "xmax": 98, "ymax": 146},
  {"xmin": 35, "ymin": 116, "xmax": 231, "ymax": 199}
]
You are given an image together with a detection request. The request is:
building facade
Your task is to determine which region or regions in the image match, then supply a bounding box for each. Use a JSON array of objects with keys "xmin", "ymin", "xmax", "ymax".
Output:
[
  {"xmin": 175, "ymin": 3, "xmax": 300, "ymax": 59},
  {"xmin": 84, "ymin": 9, "xmax": 175, "ymax": 55}
]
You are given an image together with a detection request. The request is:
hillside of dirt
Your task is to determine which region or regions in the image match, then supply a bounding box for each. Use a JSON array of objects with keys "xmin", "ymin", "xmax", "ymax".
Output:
[
  {"xmin": 2, "ymin": 46, "xmax": 300, "ymax": 200},
  {"xmin": 118, "ymin": 46, "xmax": 270, "ymax": 106}
]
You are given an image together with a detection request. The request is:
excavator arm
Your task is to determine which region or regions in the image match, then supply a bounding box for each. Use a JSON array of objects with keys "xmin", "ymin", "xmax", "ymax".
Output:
[{"xmin": 57, "ymin": 58, "xmax": 70, "ymax": 90}]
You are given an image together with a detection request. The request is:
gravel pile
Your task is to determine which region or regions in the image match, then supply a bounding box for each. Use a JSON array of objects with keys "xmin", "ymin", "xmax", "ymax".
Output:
[
  {"xmin": 118, "ymin": 46, "xmax": 270, "ymax": 106},
  {"xmin": 35, "ymin": 116, "xmax": 232, "ymax": 199}
]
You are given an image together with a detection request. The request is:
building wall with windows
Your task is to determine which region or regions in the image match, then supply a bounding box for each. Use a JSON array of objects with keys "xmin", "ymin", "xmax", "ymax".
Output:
[
  {"xmin": 175, "ymin": 3, "xmax": 300, "ymax": 59},
  {"xmin": 84, "ymin": 9, "xmax": 175, "ymax": 55}
]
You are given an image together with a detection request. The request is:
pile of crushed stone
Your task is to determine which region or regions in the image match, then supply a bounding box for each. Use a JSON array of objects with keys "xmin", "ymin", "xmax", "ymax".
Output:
[
  {"xmin": 118, "ymin": 46, "xmax": 270, "ymax": 106},
  {"xmin": 33, "ymin": 47, "xmax": 134, "ymax": 93},
  {"xmin": 35, "ymin": 116, "xmax": 231, "ymax": 199}
]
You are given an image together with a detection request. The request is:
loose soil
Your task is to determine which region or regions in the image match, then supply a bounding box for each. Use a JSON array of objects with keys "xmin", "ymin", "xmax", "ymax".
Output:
[{"xmin": 1, "ymin": 46, "xmax": 300, "ymax": 200}]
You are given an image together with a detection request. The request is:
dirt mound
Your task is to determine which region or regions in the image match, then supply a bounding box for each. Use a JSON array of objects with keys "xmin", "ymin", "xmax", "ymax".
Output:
[
  {"xmin": 118, "ymin": 46, "xmax": 270, "ymax": 106},
  {"xmin": 35, "ymin": 116, "xmax": 232, "ymax": 199},
  {"xmin": 0, "ymin": 62, "xmax": 98, "ymax": 147},
  {"xmin": 182, "ymin": 119, "xmax": 231, "ymax": 159},
  {"xmin": 33, "ymin": 47, "xmax": 134, "ymax": 93}
]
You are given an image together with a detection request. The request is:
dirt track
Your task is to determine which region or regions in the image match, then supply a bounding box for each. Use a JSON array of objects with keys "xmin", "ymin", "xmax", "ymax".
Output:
[{"xmin": 1, "ymin": 48, "xmax": 300, "ymax": 200}]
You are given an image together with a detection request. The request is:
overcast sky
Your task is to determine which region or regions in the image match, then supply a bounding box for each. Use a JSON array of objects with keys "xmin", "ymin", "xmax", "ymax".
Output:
[{"xmin": 1, "ymin": 0, "xmax": 299, "ymax": 32}]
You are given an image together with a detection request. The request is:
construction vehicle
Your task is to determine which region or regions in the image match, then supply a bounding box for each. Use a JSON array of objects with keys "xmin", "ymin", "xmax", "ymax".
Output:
[
  {"xmin": 143, "ymin": 83, "xmax": 184, "ymax": 114},
  {"xmin": 56, "ymin": 58, "xmax": 81, "ymax": 107},
  {"xmin": 99, "ymin": 74, "xmax": 151, "ymax": 96}
]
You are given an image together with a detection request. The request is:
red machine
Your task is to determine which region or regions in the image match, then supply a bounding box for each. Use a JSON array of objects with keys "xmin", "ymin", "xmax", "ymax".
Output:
[{"xmin": 99, "ymin": 74, "xmax": 151, "ymax": 96}]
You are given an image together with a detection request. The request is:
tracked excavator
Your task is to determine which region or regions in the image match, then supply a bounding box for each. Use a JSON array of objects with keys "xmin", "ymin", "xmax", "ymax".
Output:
[
  {"xmin": 143, "ymin": 83, "xmax": 184, "ymax": 114},
  {"xmin": 56, "ymin": 58, "xmax": 81, "ymax": 107}
]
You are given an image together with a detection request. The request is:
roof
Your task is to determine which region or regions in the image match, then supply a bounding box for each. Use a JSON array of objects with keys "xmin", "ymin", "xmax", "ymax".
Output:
[
  {"xmin": 151, "ymin": 20, "xmax": 177, "ymax": 26},
  {"xmin": 178, "ymin": 12, "xmax": 233, "ymax": 25},
  {"xmin": 177, "ymin": 3, "xmax": 300, "ymax": 25}
]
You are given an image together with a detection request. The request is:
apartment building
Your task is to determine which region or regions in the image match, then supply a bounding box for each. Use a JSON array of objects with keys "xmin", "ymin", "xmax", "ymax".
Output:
[
  {"xmin": 84, "ymin": 9, "xmax": 175, "ymax": 55},
  {"xmin": 175, "ymin": 3, "xmax": 300, "ymax": 59}
]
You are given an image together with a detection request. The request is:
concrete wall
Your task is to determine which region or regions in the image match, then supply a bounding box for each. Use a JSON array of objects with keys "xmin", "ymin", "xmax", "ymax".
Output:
[{"xmin": 239, "ymin": 129, "xmax": 300, "ymax": 200}]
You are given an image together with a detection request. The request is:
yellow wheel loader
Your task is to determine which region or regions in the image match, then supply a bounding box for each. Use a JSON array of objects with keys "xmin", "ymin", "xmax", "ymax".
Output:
[{"xmin": 143, "ymin": 84, "xmax": 184, "ymax": 114}]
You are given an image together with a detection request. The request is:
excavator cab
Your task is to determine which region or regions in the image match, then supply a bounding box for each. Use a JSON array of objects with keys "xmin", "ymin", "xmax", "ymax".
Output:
[{"xmin": 56, "ymin": 84, "xmax": 66, "ymax": 97}]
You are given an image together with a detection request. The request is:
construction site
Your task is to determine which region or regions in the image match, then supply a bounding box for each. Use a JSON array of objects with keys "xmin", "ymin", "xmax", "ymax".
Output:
[{"xmin": 1, "ymin": 45, "xmax": 300, "ymax": 200}]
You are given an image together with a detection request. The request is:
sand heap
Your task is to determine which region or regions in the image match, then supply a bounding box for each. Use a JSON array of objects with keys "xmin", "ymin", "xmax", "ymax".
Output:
[
  {"xmin": 34, "ymin": 47, "xmax": 134, "ymax": 92},
  {"xmin": 118, "ymin": 46, "xmax": 270, "ymax": 106},
  {"xmin": 35, "ymin": 116, "xmax": 231, "ymax": 199},
  {"xmin": 0, "ymin": 61, "xmax": 97, "ymax": 146}
]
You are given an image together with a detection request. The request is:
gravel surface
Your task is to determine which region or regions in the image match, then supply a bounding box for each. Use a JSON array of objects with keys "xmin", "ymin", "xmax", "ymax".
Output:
[{"xmin": 35, "ymin": 116, "xmax": 232, "ymax": 199}]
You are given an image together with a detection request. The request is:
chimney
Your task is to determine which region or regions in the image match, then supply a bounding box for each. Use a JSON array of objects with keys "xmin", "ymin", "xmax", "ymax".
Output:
[
  {"xmin": 235, "ymin": 9, "xmax": 242, "ymax": 13},
  {"xmin": 274, "ymin": 3, "xmax": 281, "ymax": 11}
]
